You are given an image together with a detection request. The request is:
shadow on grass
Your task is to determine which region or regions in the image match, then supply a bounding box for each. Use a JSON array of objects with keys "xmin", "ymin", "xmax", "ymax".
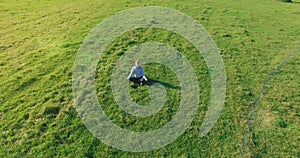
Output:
[
  {"xmin": 287, "ymin": 1, "xmax": 300, "ymax": 3},
  {"xmin": 144, "ymin": 78, "xmax": 180, "ymax": 90}
]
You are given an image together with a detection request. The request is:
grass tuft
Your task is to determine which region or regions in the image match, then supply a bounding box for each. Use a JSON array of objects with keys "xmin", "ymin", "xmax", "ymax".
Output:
[{"xmin": 43, "ymin": 106, "xmax": 60, "ymax": 115}]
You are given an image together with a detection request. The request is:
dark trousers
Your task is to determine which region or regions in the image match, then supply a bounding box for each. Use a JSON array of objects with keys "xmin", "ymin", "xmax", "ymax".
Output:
[{"xmin": 129, "ymin": 77, "xmax": 143, "ymax": 84}]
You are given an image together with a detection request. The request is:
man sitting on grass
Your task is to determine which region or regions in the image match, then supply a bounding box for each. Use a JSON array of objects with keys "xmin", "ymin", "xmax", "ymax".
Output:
[{"xmin": 126, "ymin": 60, "xmax": 148, "ymax": 85}]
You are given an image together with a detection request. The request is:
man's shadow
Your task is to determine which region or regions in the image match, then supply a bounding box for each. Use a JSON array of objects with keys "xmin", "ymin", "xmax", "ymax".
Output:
[{"xmin": 131, "ymin": 78, "xmax": 180, "ymax": 90}]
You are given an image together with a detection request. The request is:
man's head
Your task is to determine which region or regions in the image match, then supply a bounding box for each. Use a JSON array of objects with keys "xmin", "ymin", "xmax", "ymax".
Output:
[{"xmin": 135, "ymin": 60, "xmax": 140, "ymax": 67}]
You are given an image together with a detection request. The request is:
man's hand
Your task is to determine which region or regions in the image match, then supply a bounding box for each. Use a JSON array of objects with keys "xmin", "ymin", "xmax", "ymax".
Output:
[{"xmin": 143, "ymin": 76, "xmax": 148, "ymax": 81}]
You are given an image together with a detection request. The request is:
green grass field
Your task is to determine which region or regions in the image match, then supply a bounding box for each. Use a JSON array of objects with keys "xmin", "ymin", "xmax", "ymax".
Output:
[{"xmin": 1, "ymin": 0, "xmax": 299, "ymax": 157}]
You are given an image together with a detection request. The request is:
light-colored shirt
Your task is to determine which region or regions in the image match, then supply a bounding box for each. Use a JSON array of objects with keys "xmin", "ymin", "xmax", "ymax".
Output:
[{"xmin": 127, "ymin": 66, "xmax": 145, "ymax": 79}]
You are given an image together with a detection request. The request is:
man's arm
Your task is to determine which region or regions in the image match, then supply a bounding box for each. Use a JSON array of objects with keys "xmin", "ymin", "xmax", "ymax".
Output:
[
  {"xmin": 141, "ymin": 68, "xmax": 147, "ymax": 81},
  {"xmin": 142, "ymin": 76, "xmax": 148, "ymax": 81},
  {"xmin": 127, "ymin": 67, "xmax": 134, "ymax": 80}
]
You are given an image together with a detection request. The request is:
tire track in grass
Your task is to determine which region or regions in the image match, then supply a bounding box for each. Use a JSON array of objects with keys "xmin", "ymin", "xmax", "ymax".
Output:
[{"xmin": 242, "ymin": 46, "xmax": 300, "ymax": 157}]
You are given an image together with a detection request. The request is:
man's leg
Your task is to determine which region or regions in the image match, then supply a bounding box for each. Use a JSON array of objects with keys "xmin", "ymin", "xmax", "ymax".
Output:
[
  {"xmin": 129, "ymin": 77, "xmax": 144, "ymax": 85},
  {"xmin": 138, "ymin": 77, "xmax": 145, "ymax": 85},
  {"xmin": 129, "ymin": 77, "xmax": 140, "ymax": 84}
]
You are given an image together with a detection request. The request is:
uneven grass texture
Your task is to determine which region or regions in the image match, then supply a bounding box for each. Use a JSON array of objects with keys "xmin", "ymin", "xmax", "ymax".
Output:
[{"xmin": 1, "ymin": 0, "xmax": 299, "ymax": 157}]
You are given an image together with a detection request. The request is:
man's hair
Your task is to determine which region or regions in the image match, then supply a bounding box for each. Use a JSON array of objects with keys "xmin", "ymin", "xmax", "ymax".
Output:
[{"xmin": 135, "ymin": 60, "xmax": 140, "ymax": 66}]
